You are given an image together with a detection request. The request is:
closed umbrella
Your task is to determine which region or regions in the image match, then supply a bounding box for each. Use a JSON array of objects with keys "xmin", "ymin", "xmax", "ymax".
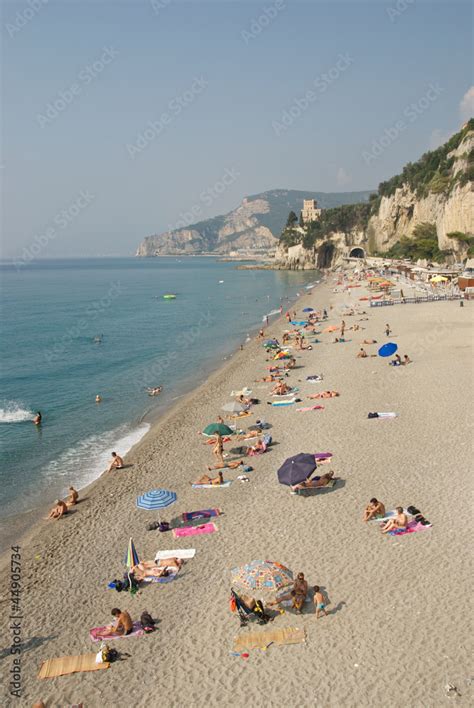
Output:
[
  {"xmin": 378, "ymin": 342, "xmax": 398, "ymax": 357},
  {"xmin": 203, "ymin": 423, "xmax": 234, "ymax": 436},
  {"xmin": 222, "ymin": 401, "xmax": 245, "ymax": 414},
  {"xmin": 125, "ymin": 537, "xmax": 139, "ymax": 569},
  {"xmin": 277, "ymin": 453, "xmax": 317, "ymax": 486},
  {"xmin": 231, "ymin": 560, "xmax": 293, "ymax": 600},
  {"xmin": 302, "ymin": 307, "xmax": 314, "ymax": 312}
]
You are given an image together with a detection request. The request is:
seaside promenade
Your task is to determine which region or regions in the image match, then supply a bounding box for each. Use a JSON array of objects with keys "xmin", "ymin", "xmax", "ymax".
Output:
[{"xmin": 1, "ymin": 274, "xmax": 472, "ymax": 707}]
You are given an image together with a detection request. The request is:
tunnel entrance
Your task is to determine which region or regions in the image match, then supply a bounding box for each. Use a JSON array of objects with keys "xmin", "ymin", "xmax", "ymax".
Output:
[{"xmin": 349, "ymin": 247, "xmax": 365, "ymax": 258}]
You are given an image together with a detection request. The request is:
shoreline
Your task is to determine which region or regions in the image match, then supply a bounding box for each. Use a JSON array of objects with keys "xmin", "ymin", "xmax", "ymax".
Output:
[{"xmin": 0, "ymin": 275, "xmax": 321, "ymax": 561}]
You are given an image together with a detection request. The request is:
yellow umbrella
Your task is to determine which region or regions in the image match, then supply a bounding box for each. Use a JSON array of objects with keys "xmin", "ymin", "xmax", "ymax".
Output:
[{"xmin": 430, "ymin": 275, "xmax": 448, "ymax": 282}]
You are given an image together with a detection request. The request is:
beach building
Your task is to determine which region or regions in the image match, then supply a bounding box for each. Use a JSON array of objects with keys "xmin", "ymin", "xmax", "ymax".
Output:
[{"xmin": 301, "ymin": 199, "xmax": 322, "ymax": 224}]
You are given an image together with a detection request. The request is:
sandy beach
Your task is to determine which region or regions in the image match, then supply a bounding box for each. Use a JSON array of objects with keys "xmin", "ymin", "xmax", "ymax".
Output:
[{"xmin": 1, "ymin": 276, "xmax": 472, "ymax": 707}]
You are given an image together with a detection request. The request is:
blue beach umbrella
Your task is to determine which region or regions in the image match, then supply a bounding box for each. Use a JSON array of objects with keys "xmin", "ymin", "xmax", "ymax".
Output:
[
  {"xmin": 378, "ymin": 342, "xmax": 398, "ymax": 357},
  {"xmin": 277, "ymin": 453, "xmax": 317, "ymax": 486},
  {"xmin": 136, "ymin": 489, "xmax": 177, "ymax": 511},
  {"xmin": 303, "ymin": 307, "xmax": 314, "ymax": 312}
]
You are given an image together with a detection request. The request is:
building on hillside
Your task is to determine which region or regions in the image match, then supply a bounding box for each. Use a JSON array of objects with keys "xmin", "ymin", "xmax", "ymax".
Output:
[{"xmin": 301, "ymin": 199, "xmax": 322, "ymax": 224}]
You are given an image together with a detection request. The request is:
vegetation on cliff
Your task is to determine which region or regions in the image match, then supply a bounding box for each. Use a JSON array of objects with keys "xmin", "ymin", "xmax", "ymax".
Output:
[{"xmin": 384, "ymin": 223, "xmax": 450, "ymax": 262}]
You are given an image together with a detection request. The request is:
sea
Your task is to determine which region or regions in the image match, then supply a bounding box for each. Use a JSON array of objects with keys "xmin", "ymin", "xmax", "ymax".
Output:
[{"xmin": 0, "ymin": 257, "xmax": 318, "ymax": 548}]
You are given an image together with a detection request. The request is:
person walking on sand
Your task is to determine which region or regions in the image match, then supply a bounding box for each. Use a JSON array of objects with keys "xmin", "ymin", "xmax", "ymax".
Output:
[
  {"xmin": 313, "ymin": 586, "xmax": 328, "ymax": 619},
  {"xmin": 107, "ymin": 451, "xmax": 124, "ymax": 472},
  {"xmin": 385, "ymin": 323, "xmax": 391, "ymax": 337},
  {"xmin": 340, "ymin": 320, "xmax": 346, "ymax": 337}
]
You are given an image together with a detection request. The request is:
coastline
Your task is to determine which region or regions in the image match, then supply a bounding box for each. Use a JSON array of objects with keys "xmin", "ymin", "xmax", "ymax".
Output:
[
  {"xmin": 1, "ymin": 274, "xmax": 471, "ymax": 707},
  {"xmin": 0, "ymin": 275, "xmax": 320, "ymax": 560}
]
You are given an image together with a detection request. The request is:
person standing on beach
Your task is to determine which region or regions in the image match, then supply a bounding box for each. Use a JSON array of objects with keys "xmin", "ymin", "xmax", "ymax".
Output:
[
  {"xmin": 313, "ymin": 586, "xmax": 328, "ymax": 619},
  {"xmin": 212, "ymin": 431, "xmax": 224, "ymax": 467},
  {"xmin": 385, "ymin": 323, "xmax": 391, "ymax": 336},
  {"xmin": 340, "ymin": 320, "xmax": 346, "ymax": 337},
  {"xmin": 265, "ymin": 315, "xmax": 269, "ymax": 327},
  {"xmin": 107, "ymin": 451, "xmax": 124, "ymax": 472}
]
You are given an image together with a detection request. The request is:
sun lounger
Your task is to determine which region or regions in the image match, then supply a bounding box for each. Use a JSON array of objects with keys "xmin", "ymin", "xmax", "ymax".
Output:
[
  {"xmin": 192, "ymin": 481, "xmax": 231, "ymax": 488},
  {"xmin": 38, "ymin": 653, "xmax": 110, "ymax": 679},
  {"xmin": 155, "ymin": 548, "xmax": 196, "ymax": 560},
  {"xmin": 90, "ymin": 621, "xmax": 144, "ymax": 642},
  {"xmin": 173, "ymin": 523, "xmax": 217, "ymax": 538}
]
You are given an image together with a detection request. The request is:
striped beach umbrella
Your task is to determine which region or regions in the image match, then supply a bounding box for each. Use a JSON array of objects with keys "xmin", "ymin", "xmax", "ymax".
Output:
[
  {"xmin": 136, "ymin": 489, "xmax": 177, "ymax": 511},
  {"xmin": 125, "ymin": 537, "xmax": 139, "ymax": 569}
]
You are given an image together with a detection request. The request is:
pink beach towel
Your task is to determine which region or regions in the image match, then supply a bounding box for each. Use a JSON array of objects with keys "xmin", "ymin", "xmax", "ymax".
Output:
[
  {"xmin": 90, "ymin": 621, "xmax": 144, "ymax": 642},
  {"xmin": 388, "ymin": 520, "xmax": 432, "ymax": 537},
  {"xmin": 173, "ymin": 523, "xmax": 217, "ymax": 538}
]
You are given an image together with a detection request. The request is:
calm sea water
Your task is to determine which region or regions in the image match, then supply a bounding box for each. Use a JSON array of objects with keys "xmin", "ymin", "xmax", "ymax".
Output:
[{"xmin": 0, "ymin": 257, "xmax": 317, "ymax": 529}]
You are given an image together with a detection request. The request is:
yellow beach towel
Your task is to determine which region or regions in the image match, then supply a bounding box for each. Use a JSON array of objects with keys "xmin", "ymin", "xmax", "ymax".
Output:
[
  {"xmin": 38, "ymin": 653, "xmax": 110, "ymax": 679},
  {"xmin": 233, "ymin": 626, "xmax": 305, "ymax": 651}
]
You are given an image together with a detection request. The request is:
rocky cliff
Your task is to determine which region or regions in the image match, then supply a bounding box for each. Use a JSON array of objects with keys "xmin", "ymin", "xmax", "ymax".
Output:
[
  {"xmin": 276, "ymin": 123, "xmax": 474, "ymax": 269},
  {"xmin": 136, "ymin": 189, "xmax": 372, "ymax": 256}
]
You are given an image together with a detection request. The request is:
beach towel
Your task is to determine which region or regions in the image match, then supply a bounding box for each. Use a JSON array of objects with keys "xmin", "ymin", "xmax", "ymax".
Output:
[
  {"xmin": 182, "ymin": 508, "xmax": 221, "ymax": 521},
  {"xmin": 269, "ymin": 398, "xmax": 296, "ymax": 407},
  {"xmin": 233, "ymin": 627, "xmax": 305, "ymax": 651},
  {"xmin": 155, "ymin": 549, "xmax": 196, "ymax": 560},
  {"xmin": 368, "ymin": 412, "xmax": 398, "ymax": 419},
  {"xmin": 173, "ymin": 523, "xmax": 217, "ymax": 538},
  {"xmin": 231, "ymin": 388, "xmax": 252, "ymax": 397},
  {"xmin": 192, "ymin": 481, "xmax": 231, "ymax": 489},
  {"xmin": 38, "ymin": 654, "xmax": 110, "ymax": 679},
  {"xmin": 89, "ymin": 621, "xmax": 144, "ymax": 642},
  {"xmin": 143, "ymin": 569, "xmax": 178, "ymax": 583},
  {"xmin": 296, "ymin": 405, "xmax": 324, "ymax": 412},
  {"xmin": 368, "ymin": 508, "xmax": 407, "ymax": 523},
  {"xmin": 388, "ymin": 520, "xmax": 432, "ymax": 537}
]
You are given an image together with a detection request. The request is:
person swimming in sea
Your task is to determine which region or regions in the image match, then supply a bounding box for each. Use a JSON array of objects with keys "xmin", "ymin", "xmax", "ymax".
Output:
[
  {"xmin": 33, "ymin": 411, "xmax": 42, "ymax": 425},
  {"xmin": 146, "ymin": 386, "xmax": 162, "ymax": 396}
]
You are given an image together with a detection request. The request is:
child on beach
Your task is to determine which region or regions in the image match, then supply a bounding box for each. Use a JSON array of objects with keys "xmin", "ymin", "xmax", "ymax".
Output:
[{"xmin": 313, "ymin": 586, "xmax": 328, "ymax": 619}]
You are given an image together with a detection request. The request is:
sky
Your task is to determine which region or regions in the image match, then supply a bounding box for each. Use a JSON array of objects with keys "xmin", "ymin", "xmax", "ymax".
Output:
[{"xmin": 1, "ymin": 0, "xmax": 473, "ymax": 259}]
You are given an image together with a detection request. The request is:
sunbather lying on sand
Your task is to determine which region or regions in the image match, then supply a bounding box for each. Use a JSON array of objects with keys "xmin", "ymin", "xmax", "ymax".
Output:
[
  {"xmin": 292, "ymin": 471, "xmax": 338, "ymax": 491},
  {"xmin": 46, "ymin": 499, "xmax": 68, "ymax": 519},
  {"xmin": 194, "ymin": 471, "xmax": 225, "ymax": 485},
  {"xmin": 207, "ymin": 460, "xmax": 243, "ymax": 470},
  {"xmin": 363, "ymin": 339, "xmax": 377, "ymax": 344},
  {"xmin": 271, "ymin": 381, "xmax": 291, "ymax": 395},
  {"xmin": 309, "ymin": 391, "xmax": 339, "ymax": 399},
  {"xmin": 363, "ymin": 498, "xmax": 386, "ymax": 522},
  {"xmin": 255, "ymin": 375, "xmax": 282, "ymax": 382},
  {"xmin": 132, "ymin": 558, "xmax": 183, "ymax": 580},
  {"xmin": 380, "ymin": 507, "xmax": 407, "ymax": 533}
]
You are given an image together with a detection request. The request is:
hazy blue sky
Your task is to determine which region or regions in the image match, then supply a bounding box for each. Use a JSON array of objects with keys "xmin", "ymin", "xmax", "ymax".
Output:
[{"xmin": 2, "ymin": 0, "xmax": 473, "ymax": 258}]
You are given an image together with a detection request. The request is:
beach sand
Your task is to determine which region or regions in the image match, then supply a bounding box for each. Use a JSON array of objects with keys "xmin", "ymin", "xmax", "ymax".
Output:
[{"xmin": 1, "ymin": 278, "xmax": 472, "ymax": 707}]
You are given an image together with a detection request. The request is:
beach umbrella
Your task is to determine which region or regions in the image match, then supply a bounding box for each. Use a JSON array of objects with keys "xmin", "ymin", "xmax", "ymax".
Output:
[
  {"xmin": 378, "ymin": 342, "xmax": 398, "ymax": 357},
  {"xmin": 430, "ymin": 275, "xmax": 447, "ymax": 283},
  {"xmin": 273, "ymin": 351, "xmax": 291, "ymax": 360},
  {"xmin": 202, "ymin": 422, "xmax": 234, "ymax": 436},
  {"xmin": 222, "ymin": 401, "xmax": 245, "ymax": 414},
  {"xmin": 277, "ymin": 453, "xmax": 317, "ymax": 486},
  {"xmin": 302, "ymin": 307, "xmax": 314, "ymax": 312},
  {"xmin": 231, "ymin": 560, "xmax": 293, "ymax": 600},
  {"xmin": 323, "ymin": 325, "xmax": 339, "ymax": 333},
  {"xmin": 125, "ymin": 537, "xmax": 140, "ymax": 569},
  {"xmin": 136, "ymin": 488, "xmax": 177, "ymax": 511}
]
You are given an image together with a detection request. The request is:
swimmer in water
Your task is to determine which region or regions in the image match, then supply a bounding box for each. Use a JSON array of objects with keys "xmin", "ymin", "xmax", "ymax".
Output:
[
  {"xmin": 146, "ymin": 387, "xmax": 162, "ymax": 396},
  {"xmin": 33, "ymin": 411, "xmax": 42, "ymax": 425},
  {"xmin": 95, "ymin": 395, "xmax": 102, "ymax": 403}
]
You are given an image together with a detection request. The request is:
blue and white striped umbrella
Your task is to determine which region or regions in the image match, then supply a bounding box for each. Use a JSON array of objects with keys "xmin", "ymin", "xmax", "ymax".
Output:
[{"xmin": 136, "ymin": 489, "xmax": 177, "ymax": 511}]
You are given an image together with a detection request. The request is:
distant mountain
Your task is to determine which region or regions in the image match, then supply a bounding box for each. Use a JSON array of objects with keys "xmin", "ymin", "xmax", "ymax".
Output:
[{"xmin": 136, "ymin": 189, "xmax": 373, "ymax": 256}]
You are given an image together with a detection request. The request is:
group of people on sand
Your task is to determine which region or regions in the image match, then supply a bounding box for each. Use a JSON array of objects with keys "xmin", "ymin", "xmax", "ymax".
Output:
[
  {"xmin": 46, "ymin": 486, "xmax": 79, "ymax": 519},
  {"xmin": 362, "ymin": 498, "xmax": 408, "ymax": 533},
  {"xmin": 266, "ymin": 572, "xmax": 328, "ymax": 618}
]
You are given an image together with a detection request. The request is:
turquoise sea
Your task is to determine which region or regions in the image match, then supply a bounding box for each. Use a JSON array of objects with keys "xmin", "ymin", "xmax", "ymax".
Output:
[{"xmin": 0, "ymin": 257, "xmax": 318, "ymax": 542}]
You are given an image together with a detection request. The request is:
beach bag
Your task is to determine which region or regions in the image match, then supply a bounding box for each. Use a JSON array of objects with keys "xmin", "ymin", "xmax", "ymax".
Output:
[
  {"xmin": 229, "ymin": 595, "xmax": 237, "ymax": 613},
  {"xmin": 368, "ymin": 412, "xmax": 379, "ymax": 418},
  {"xmin": 407, "ymin": 506, "xmax": 421, "ymax": 516},
  {"xmin": 158, "ymin": 522, "xmax": 170, "ymax": 532},
  {"xmin": 146, "ymin": 521, "xmax": 161, "ymax": 531},
  {"xmin": 140, "ymin": 611, "xmax": 155, "ymax": 633}
]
